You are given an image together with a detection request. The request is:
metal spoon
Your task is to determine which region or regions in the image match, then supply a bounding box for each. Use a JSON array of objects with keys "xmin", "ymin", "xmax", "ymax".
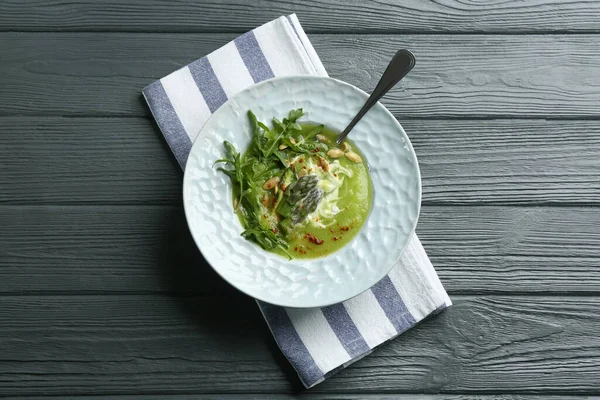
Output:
[{"xmin": 336, "ymin": 49, "xmax": 415, "ymax": 145}]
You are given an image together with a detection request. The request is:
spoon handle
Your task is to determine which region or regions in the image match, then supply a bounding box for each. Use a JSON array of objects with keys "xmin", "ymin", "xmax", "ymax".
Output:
[{"xmin": 336, "ymin": 49, "xmax": 415, "ymax": 145}]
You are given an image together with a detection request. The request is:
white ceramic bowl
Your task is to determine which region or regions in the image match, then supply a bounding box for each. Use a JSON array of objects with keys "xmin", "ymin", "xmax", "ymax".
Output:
[{"xmin": 183, "ymin": 76, "xmax": 421, "ymax": 308}]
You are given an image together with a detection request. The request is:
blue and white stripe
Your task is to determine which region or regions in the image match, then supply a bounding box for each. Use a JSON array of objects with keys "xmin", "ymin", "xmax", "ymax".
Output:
[{"xmin": 143, "ymin": 14, "xmax": 451, "ymax": 388}]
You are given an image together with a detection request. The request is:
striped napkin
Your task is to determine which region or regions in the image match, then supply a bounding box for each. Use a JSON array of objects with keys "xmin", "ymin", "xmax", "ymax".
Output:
[{"xmin": 143, "ymin": 14, "xmax": 451, "ymax": 388}]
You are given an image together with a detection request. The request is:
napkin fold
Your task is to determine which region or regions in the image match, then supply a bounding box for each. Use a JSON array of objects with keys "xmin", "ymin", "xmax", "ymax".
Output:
[{"xmin": 143, "ymin": 14, "xmax": 451, "ymax": 388}]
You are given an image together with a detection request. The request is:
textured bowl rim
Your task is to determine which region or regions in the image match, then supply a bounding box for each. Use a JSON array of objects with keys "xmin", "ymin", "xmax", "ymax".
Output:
[{"xmin": 182, "ymin": 75, "xmax": 422, "ymax": 308}]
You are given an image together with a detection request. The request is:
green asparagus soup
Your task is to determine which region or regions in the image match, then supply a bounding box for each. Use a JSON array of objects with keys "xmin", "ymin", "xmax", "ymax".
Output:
[{"xmin": 215, "ymin": 108, "xmax": 372, "ymax": 259}]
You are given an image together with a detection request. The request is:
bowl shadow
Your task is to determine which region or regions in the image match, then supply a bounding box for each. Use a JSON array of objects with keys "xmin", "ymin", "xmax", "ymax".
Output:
[
  {"xmin": 156, "ymin": 202, "xmax": 305, "ymax": 392},
  {"xmin": 143, "ymin": 93, "xmax": 305, "ymax": 391}
]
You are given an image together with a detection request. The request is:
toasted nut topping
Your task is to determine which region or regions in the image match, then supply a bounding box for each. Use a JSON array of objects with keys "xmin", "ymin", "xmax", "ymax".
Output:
[
  {"xmin": 279, "ymin": 144, "xmax": 288, "ymax": 150},
  {"xmin": 345, "ymin": 151, "xmax": 362, "ymax": 163},
  {"xmin": 327, "ymin": 148, "xmax": 343, "ymax": 158},
  {"xmin": 263, "ymin": 176, "xmax": 280, "ymax": 190},
  {"xmin": 316, "ymin": 134, "xmax": 329, "ymax": 143},
  {"xmin": 319, "ymin": 156, "xmax": 330, "ymax": 172}
]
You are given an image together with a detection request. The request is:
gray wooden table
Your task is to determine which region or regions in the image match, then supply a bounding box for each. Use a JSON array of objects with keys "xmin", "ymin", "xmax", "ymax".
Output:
[{"xmin": 2, "ymin": 1, "xmax": 600, "ymax": 398}]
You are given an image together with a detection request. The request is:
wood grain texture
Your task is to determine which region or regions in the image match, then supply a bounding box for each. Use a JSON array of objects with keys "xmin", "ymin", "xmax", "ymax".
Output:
[
  {"xmin": 2, "ymin": 33, "xmax": 600, "ymax": 118},
  {"xmin": 2, "ymin": 3, "xmax": 600, "ymax": 398},
  {"xmin": 2, "ymin": 205, "xmax": 600, "ymax": 295},
  {"xmin": 0, "ymin": 117, "xmax": 182, "ymax": 205},
  {"xmin": 2, "ymin": 0, "xmax": 600, "ymax": 33},
  {"xmin": 2, "ymin": 117, "xmax": 600, "ymax": 205},
  {"xmin": 0, "ymin": 295, "xmax": 599, "ymax": 395},
  {"xmin": 411, "ymin": 119, "xmax": 600, "ymax": 205}
]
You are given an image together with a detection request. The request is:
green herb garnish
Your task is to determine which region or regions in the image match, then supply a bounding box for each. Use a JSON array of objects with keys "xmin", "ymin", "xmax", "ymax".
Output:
[{"xmin": 215, "ymin": 108, "xmax": 332, "ymax": 258}]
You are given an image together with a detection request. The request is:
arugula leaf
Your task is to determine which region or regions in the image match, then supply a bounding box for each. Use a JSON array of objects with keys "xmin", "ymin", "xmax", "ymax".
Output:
[
  {"xmin": 273, "ymin": 150, "xmax": 288, "ymax": 165},
  {"xmin": 258, "ymin": 121, "xmax": 273, "ymax": 138},
  {"xmin": 276, "ymin": 198, "xmax": 293, "ymax": 218},
  {"xmin": 241, "ymin": 226, "xmax": 291, "ymax": 259},
  {"xmin": 287, "ymin": 108, "xmax": 304, "ymax": 122},
  {"xmin": 261, "ymin": 122, "xmax": 286, "ymax": 157},
  {"xmin": 253, "ymin": 109, "xmax": 307, "ymax": 160},
  {"xmin": 224, "ymin": 140, "xmax": 239, "ymax": 160},
  {"xmin": 288, "ymin": 122, "xmax": 302, "ymax": 132},
  {"xmin": 280, "ymin": 136, "xmax": 320, "ymax": 155},
  {"xmin": 272, "ymin": 117, "xmax": 284, "ymax": 132},
  {"xmin": 215, "ymin": 107, "xmax": 326, "ymax": 259},
  {"xmin": 214, "ymin": 141, "xmax": 244, "ymax": 205},
  {"xmin": 249, "ymin": 111, "xmax": 272, "ymax": 160},
  {"xmin": 303, "ymin": 124, "xmax": 324, "ymax": 140},
  {"xmin": 216, "ymin": 167, "xmax": 237, "ymax": 182}
]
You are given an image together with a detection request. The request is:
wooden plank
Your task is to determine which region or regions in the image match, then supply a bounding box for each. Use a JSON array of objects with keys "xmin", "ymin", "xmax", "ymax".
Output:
[
  {"xmin": 412, "ymin": 119, "xmax": 600, "ymax": 205},
  {"xmin": 1, "ymin": 0, "xmax": 600, "ymax": 33},
  {"xmin": 2, "ymin": 33, "xmax": 600, "ymax": 118},
  {"xmin": 2, "ymin": 117, "xmax": 600, "ymax": 205},
  {"xmin": 1, "ymin": 205, "xmax": 600, "ymax": 295},
  {"xmin": 0, "ymin": 117, "xmax": 182, "ymax": 205},
  {"xmin": 0, "ymin": 295, "xmax": 598, "ymax": 395}
]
